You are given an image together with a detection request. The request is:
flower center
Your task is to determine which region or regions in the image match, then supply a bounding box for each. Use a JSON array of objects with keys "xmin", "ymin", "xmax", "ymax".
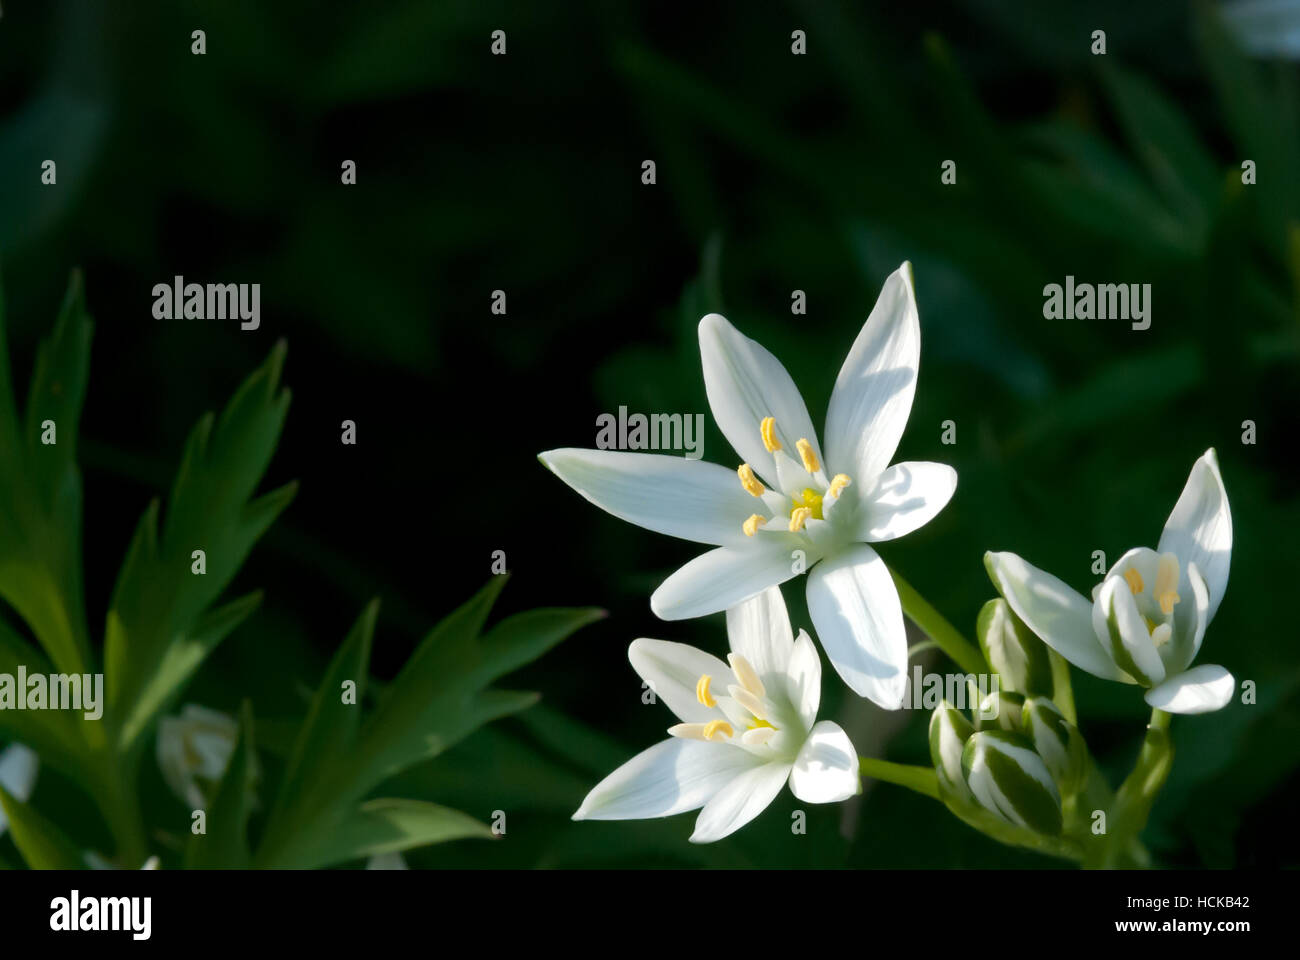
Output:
[
  {"xmin": 667, "ymin": 653, "xmax": 782, "ymax": 747},
  {"xmin": 1121, "ymin": 553, "xmax": 1182, "ymax": 647},
  {"xmin": 737, "ymin": 417, "xmax": 852, "ymax": 537}
]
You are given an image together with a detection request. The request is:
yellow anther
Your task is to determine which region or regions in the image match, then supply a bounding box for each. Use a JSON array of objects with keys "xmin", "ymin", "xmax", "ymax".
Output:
[
  {"xmin": 738, "ymin": 463, "xmax": 765, "ymax": 497},
  {"xmin": 1158, "ymin": 590, "xmax": 1180, "ymax": 616},
  {"xmin": 796, "ymin": 438, "xmax": 819, "ymax": 474},
  {"xmin": 702, "ymin": 720, "xmax": 734, "ymax": 741},
  {"xmin": 760, "ymin": 416, "xmax": 782, "ymax": 453},
  {"xmin": 789, "ymin": 507, "xmax": 812, "ymax": 532},
  {"xmin": 742, "ymin": 514, "xmax": 766, "ymax": 537},
  {"xmin": 828, "ymin": 474, "xmax": 852, "ymax": 498},
  {"xmin": 696, "ymin": 674, "xmax": 716, "ymax": 708},
  {"xmin": 1154, "ymin": 554, "xmax": 1180, "ymax": 614},
  {"xmin": 727, "ymin": 653, "xmax": 766, "ymax": 699},
  {"xmin": 1123, "ymin": 568, "xmax": 1144, "ymax": 594}
]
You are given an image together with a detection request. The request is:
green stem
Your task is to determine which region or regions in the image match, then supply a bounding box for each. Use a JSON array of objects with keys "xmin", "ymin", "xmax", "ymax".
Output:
[
  {"xmin": 888, "ymin": 566, "xmax": 987, "ymax": 676},
  {"xmin": 858, "ymin": 756, "xmax": 940, "ymax": 800},
  {"xmin": 1085, "ymin": 708, "xmax": 1173, "ymax": 869},
  {"xmin": 1047, "ymin": 648, "xmax": 1077, "ymax": 725}
]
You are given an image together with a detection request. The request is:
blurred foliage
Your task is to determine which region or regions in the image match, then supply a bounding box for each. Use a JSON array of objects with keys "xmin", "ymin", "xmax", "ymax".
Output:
[{"xmin": 1, "ymin": 0, "xmax": 1297, "ymax": 867}]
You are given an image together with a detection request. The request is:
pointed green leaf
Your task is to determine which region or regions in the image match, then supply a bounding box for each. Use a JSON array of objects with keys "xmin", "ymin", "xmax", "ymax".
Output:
[
  {"xmin": 312, "ymin": 798, "xmax": 492, "ymax": 869},
  {"xmin": 0, "ymin": 783, "xmax": 85, "ymax": 869},
  {"xmin": 185, "ymin": 702, "xmax": 257, "ymax": 869}
]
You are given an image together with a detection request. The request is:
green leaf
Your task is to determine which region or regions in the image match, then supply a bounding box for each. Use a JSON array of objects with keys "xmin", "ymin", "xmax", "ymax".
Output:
[
  {"xmin": 104, "ymin": 342, "xmax": 295, "ymax": 752},
  {"xmin": 312, "ymin": 798, "xmax": 492, "ymax": 868},
  {"xmin": 0, "ymin": 271, "xmax": 94, "ymax": 677},
  {"xmin": 0, "ymin": 619, "xmax": 86, "ymax": 777},
  {"xmin": 262, "ymin": 599, "xmax": 379, "ymax": 841},
  {"xmin": 185, "ymin": 702, "xmax": 257, "ymax": 869},
  {"xmin": 0, "ymin": 783, "xmax": 86, "ymax": 869}
]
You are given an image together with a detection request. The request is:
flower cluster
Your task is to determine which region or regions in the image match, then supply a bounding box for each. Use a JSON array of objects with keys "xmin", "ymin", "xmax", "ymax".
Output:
[{"xmin": 540, "ymin": 262, "xmax": 1236, "ymax": 854}]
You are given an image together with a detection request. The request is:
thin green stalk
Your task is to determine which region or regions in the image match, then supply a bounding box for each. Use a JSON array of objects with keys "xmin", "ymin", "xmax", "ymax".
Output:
[
  {"xmin": 887, "ymin": 566, "xmax": 987, "ymax": 676},
  {"xmin": 1085, "ymin": 708, "xmax": 1173, "ymax": 869},
  {"xmin": 858, "ymin": 756, "xmax": 940, "ymax": 800}
]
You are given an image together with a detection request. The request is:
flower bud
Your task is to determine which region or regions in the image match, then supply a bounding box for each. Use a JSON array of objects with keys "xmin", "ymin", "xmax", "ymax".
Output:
[
  {"xmin": 157, "ymin": 704, "xmax": 255, "ymax": 809},
  {"xmin": 974, "ymin": 690, "xmax": 1026, "ymax": 732},
  {"xmin": 961, "ymin": 730, "xmax": 1063, "ymax": 836},
  {"xmin": 928, "ymin": 700, "xmax": 974, "ymax": 802},
  {"xmin": 977, "ymin": 598, "xmax": 1052, "ymax": 696},
  {"xmin": 1021, "ymin": 697, "xmax": 1087, "ymax": 796}
]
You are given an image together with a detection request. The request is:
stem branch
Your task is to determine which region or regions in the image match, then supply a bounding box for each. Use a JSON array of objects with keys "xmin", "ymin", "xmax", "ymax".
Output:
[
  {"xmin": 858, "ymin": 756, "xmax": 940, "ymax": 800},
  {"xmin": 888, "ymin": 566, "xmax": 987, "ymax": 676}
]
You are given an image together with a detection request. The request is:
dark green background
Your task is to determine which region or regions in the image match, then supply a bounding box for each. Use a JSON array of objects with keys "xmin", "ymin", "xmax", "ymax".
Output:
[{"xmin": 1, "ymin": 0, "xmax": 1296, "ymax": 867}]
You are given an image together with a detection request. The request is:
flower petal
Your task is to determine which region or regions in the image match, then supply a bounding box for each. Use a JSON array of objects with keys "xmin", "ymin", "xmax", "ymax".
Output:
[
  {"xmin": 689, "ymin": 760, "xmax": 791, "ymax": 843},
  {"xmin": 538, "ymin": 448, "xmax": 757, "ymax": 546},
  {"xmin": 725, "ymin": 585, "xmax": 795, "ymax": 687},
  {"xmin": 1157, "ymin": 449, "xmax": 1232, "ymax": 622},
  {"xmin": 824, "ymin": 262, "xmax": 921, "ymax": 483},
  {"xmin": 573, "ymin": 738, "xmax": 760, "ymax": 822},
  {"xmin": 1144, "ymin": 664, "xmax": 1235, "ymax": 715},
  {"xmin": 806, "ymin": 544, "xmax": 908, "ymax": 708},
  {"xmin": 0, "ymin": 743, "xmax": 38, "ymax": 835},
  {"xmin": 1095, "ymin": 575, "xmax": 1166, "ymax": 687},
  {"xmin": 856, "ymin": 461, "xmax": 957, "ymax": 542},
  {"xmin": 698, "ymin": 313, "xmax": 822, "ymax": 488},
  {"xmin": 985, "ymin": 551, "xmax": 1131, "ymax": 683},
  {"xmin": 651, "ymin": 540, "xmax": 807, "ymax": 621},
  {"xmin": 785, "ymin": 629, "xmax": 822, "ymax": 729},
  {"xmin": 789, "ymin": 721, "xmax": 859, "ymax": 804},
  {"xmin": 628, "ymin": 639, "xmax": 733, "ymax": 724}
]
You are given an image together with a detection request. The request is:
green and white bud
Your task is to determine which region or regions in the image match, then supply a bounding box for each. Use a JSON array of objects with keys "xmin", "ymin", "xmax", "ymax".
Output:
[
  {"xmin": 1021, "ymin": 697, "xmax": 1087, "ymax": 796},
  {"xmin": 929, "ymin": 700, "xmax": 974, "ymax": 801},
  {"xmin": 974, "ymin": 690, "xmax": 1026, "ymax": 732},
  {"xmin": 977, "ymin": 598, "xmax": 1052, "ymax": 696},
  {"xmin": 961, "ymin": 730, "xmax": 1063, "ymax": 836}
]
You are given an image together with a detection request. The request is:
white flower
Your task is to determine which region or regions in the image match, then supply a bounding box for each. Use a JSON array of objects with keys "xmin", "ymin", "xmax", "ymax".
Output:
[
  {"xmin": 0, "ymin": 742, "xmax": 39, "ymax": 836},
  {"xmin": 572, "ymin": 586, "xmax": 860, "ymax": 842},
  {"xmin": 541, "ymin": 263, "xmax": 955, "ymax": 708},
  {"xmin": 157, "ymin": 704, "xmax": 245, "ymax": 808},
  {"xmin": 986, "ymin": 449, "xmax": 1234, "ymax": 715}
]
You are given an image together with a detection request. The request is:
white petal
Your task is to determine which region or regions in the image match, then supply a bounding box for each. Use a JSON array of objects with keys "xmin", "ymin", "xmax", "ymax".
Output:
[
  {"xmin": 1144, "ymin": 664, "xmax": 1235, "ymax": 714},
  {"xmin": 0, "ymin": 743, "xmax": 39, "ymax": 834},
  {"xmin": 1158, "ymin": 449, "xmax": 1232, "ymax": 622},
  {"xmin": 789, "ymin": 721, "xmax": 859, "ymax": 804},
  {"xmin": 628, "ymin": 639, "xmax": 733, "ymax": 724},
  {"xmin": 698, "ymin": 313, "xmax": 822, "ymax": 489},
  {"xmin": 689, "ymin": 760, "xmax": 791, "ymax": 843},
  {"xmin": 573, "ymin": 738, "xmax": 760, "ymax": 822},
  {"xmin": 824, "ymin": 262, "xmax": 921, "ymax": 483},
  {"xmin": 539, "ymin": 448, "xmax": 757, "ymax": 546},
  {"xmin": 1096, "ymin": 575, "xmax": 1166, "ymax": 686},
  {"xmin": 985, "ymin": 551, "xmax": 1131, "ymax": 683},
  {"xmin": 725, "ymin": 585, "xmax": 795, "ymax": 686},
  {"xmin": 806, "ymin": 544, "xmax": 908, "ymax": 708},
  {"xmin": 856, "ymin": 461, "xmax": 957, "ymax": 542},
  {"xmin": 651, "ymin": 540, "xmax": 806, "ymax": 621},
  {"xmin": 785, "ymin": 629, "xmax": 822, "ymax": 730}
]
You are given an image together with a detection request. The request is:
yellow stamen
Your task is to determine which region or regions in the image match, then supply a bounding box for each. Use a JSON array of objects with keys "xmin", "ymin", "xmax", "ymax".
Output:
[
  {"xmin": 760, "ymin": 416, "xmax": 782, "ymax": 452},
  {"xmin": 728, "ymin": 653, "xmax": 766, "ymax": 699},
  {"xmin": 792, "ymin": 487, "xmax": 824, "ymax": 520},
  {"xmin": 1154, "ymin": 553, "xmax": 1180, "ymax": 614},
  {"xmin": 737, "ymin": 463, "xmax": 765, "ymax": 497},
  {"xmin": 789, "ymin": 506, "xmax": 812, "ymax": 532},
  {"xmin": 796, "ymin": 438, "xmax": 819, "ymax": 474},
  {"xmin": 828, "ymin": 474, "xmax": 852, "ymax": 498},
  {"xmin": 667, "ymin": 722, "xmax": 707, "ymax": 740},
  {"xmin": 696, "ymin": 674, "xmax": 715, "ymax": 708},
  {"xmin": 702, "ymin": 719, "xmax": 734, "ymax": 741},
  {"xmin": 742, "ymin": 514, "xmax": 766, "ymax": 537},
  {"xmin": 1123, "ymin": 568, "xmax": 1144, "ymax": 594}
]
